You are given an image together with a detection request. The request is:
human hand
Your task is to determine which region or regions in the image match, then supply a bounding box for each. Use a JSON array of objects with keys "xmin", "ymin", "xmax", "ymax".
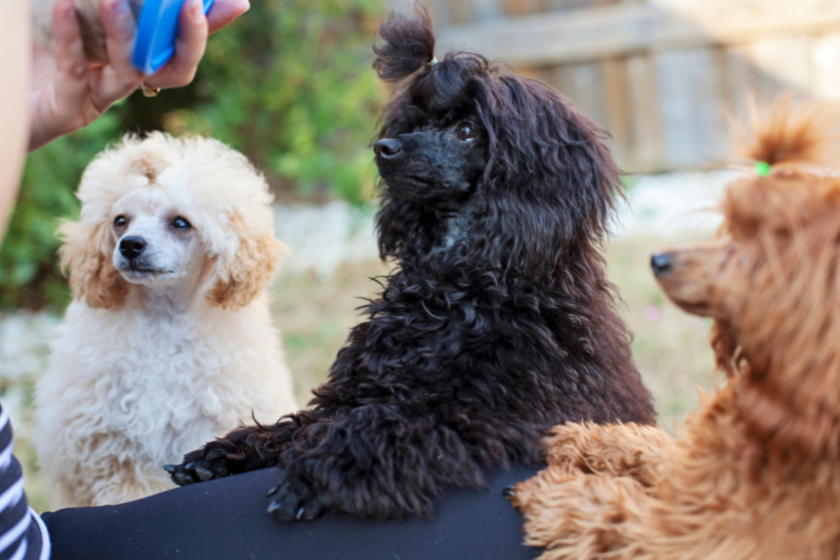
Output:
[{"xmin": 28, "ymin": 0, "xmax": 249, "ymax": 151}]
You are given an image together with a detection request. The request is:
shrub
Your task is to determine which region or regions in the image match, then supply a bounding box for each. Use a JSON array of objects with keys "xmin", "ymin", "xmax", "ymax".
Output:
[{"xmin": 0, "ymin": 0, "xmax": 383, "ymax": 311}]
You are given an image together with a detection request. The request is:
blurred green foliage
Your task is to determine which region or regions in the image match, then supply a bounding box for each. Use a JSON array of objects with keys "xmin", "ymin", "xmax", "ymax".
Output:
[{"xmin": 0, "ymin": 0, "xmax": 384, "ymax": 310}]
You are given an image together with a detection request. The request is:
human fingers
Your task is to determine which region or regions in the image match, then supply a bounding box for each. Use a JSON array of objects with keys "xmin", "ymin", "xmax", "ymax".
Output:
[
  {"xmin": 142, "ymin": 0, "xmax": 208, "ymax": 89},
  {"xmin": 28, "ymin": 0, "xmax": 90, "ymax": 150},
  {"xmin": 50, "ymin": 0, "xmax": 88, "ymax": 96},
  {"xmin": 206, "ymin": 0, "xmax": 250, "ymax": 34},
  {"xmin": 92, "ymin": 0, "xmax": 144, "ymax": 110}
]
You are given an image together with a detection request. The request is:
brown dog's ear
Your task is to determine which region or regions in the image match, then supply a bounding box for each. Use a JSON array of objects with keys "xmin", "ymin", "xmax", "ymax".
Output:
[
  {"xmin": 57, "ymin": 220, "xmax": 129, "ymax": 310},
  {"xmin": 207, "ymin": 211, "xmax": 284, "ymax": 310}
]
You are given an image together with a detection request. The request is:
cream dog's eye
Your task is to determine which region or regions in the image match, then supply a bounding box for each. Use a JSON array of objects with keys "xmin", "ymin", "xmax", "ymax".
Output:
[
  {"xmin": 171, "ymin": 217, "xmax": 192, "ymax": 231},
  {"xmin": 113, "ymin": 215, "xmax": 127, "ymax": 228}
]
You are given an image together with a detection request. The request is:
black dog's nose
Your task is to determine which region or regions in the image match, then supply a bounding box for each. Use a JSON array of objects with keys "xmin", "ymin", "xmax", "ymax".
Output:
[
  {"xmin": 374, "ymin": 138, "xmax": 402, "ymax": 159},
  {"xmin": 119, "ymin": 236, "xmax": 147, "ymax": 260},
  {"xmin": 650, "ymin": 253, "xmax": 673, "ymax": 277}
]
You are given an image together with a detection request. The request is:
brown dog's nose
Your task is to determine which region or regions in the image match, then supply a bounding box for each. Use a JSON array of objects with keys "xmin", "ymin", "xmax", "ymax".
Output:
[
  {"xmin": 374, "ymin": 138, "xmax": 402, "ymax": 159},
  {"xmin": 650, "ymin": 253, "xmax": 673, "ymax": 277}
]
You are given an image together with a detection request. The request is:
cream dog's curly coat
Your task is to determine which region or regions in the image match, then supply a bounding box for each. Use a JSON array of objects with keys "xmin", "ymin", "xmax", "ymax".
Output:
[{"xmin": 34, "ymin": 133, "xmax": 298, "ymax": 508}]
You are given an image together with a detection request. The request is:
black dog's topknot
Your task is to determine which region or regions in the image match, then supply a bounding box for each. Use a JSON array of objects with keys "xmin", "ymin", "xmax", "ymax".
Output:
[{"xmin": 373, "ymin": 8, "xmax": 435, "ymax": 82}]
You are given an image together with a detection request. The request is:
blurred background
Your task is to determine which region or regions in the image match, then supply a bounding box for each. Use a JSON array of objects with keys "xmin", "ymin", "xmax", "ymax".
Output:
[{"xmin": 6, "ymin": 0, "xmax": 840, "ymax": 510}]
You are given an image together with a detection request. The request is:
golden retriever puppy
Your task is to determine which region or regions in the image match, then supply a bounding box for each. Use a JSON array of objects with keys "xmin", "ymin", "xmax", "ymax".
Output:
[
  {"xmin": 34, "ymin": 133, "xmax": 298, "ymax": 508},
  {"xmin": 510, "ymin": 101, "xmax": 840, "ymax": 560}
]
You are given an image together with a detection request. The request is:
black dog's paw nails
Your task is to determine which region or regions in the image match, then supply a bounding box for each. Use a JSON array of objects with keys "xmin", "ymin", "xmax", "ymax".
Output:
[
  {"xmin": 266, "ymin": 478, "xmax": 325, "ymax": 522},
  {"xmin": 166, "ymin": 458, "xmax": 229, "ymax": 486},
  {"xmin": 194, "ymin": 465, "xmax": 215, "ymax": 481},
  {"xmin": 163, "ymin": 463, "xmax": 195, "ymax": 486},
  {"xmin": 501, "ymin": 485, "xmax": 516, "ymax": 498},
  {"xmin": 173, "ymin": 468, "xmax": 196, "ymax": 486}
]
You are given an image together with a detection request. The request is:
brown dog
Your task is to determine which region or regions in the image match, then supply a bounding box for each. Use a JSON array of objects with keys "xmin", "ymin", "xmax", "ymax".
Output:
[{"xmin": 509, "ymin": 101, "xmax": 840, "ymax": 560}]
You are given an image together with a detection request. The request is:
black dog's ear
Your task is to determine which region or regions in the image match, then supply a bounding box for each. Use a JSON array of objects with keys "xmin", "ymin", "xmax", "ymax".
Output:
[
  {"xmin": 373, "ymin": 7, "xmax": 435, "ymax": 83},
  {"xmin": 469, "ymin": 76, "xmax": 622, "ymax": 276},
  {"xmin": 375, "ymin": 191, "xmax": 439, "ymax": 260}
]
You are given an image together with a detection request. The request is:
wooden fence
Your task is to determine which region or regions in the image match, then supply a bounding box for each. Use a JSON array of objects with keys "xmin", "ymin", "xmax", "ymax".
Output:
[{"xmin": 391, "ymin": 0, "xmax": 840, "ymax": 172}]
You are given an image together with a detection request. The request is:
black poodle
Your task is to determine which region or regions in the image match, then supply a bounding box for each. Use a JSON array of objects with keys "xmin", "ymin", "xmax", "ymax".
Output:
[{"xmin": 166, "ymin": 9, "xmax": 655, "ymax": 521}]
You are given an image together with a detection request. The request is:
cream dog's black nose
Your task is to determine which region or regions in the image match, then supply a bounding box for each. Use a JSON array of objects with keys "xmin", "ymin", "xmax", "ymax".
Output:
[
  {"xmin": 374, "ymin": 138, "xmax": 402, "ymax": 159},
  {"xmin": 120, "ymin": 236, "xmax": 147, "ymax": 260},
  {"xmin": 650, "ymin": 253, "xmax": 673, "ymax": 277}
]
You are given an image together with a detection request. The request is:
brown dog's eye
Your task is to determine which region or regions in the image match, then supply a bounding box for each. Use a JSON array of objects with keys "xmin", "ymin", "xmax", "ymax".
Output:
[
  {"xmin": 113, "ymin": 215, "xmax": 127, "ymax": 228},
  {"xmin": 456, "ymin": 123, "xmax": 478, "ymax": 142},
  {"xmin": 171, "ymin": 217, "xmax": 191, "ymax": 231}
]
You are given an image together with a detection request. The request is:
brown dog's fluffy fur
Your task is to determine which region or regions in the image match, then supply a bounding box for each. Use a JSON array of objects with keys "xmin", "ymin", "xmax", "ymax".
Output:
[{"xmin": 510, "ymin": 100, "xmax": 840, "ymax": 560}]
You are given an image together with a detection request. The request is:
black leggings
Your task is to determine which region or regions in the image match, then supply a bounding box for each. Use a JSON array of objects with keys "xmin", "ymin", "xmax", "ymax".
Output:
[{"xmin": 41, "ymin": 467, "xmax": 541, "ymax": 560}]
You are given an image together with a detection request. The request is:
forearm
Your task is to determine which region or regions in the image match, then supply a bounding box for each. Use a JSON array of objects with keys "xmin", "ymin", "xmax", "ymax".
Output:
[
  {"xmin": 272, "ymin": 406, "xmax": 488, "ymax": 520},
  {"xmin": 0, "ymin": 1, "xmax": 31, "ymax": 244},
  {"xmin": 170, "ymin": 406, "xmax": 491, "ymax": 520}
]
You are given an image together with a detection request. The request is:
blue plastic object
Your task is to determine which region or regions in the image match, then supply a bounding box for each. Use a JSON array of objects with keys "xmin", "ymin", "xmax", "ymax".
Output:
[{"xmin": 132, "ymin": 0, "xmax": 215, "ymax": 75}]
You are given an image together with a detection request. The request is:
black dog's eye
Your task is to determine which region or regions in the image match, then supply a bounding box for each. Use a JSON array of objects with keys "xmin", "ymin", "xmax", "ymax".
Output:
[
  {"xmin": 113, "ymin": 215, "xmax": 127, "ymax": 228},
  {"xmin": 456, "ymin": 123, "xmax": 478, "ymax": 142},
  {"xmin": 171, "ymin": 217, "xmax": 192, "ymax": 231}
]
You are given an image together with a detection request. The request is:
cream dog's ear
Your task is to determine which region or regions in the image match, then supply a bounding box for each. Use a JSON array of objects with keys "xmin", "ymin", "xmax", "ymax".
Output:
[
  {"xmin": 57, "ymin": 220, "xmax": 129, "ymax": 310},
  {"xmin": 207, "ymin": 211, "xmax": 283, "ymax": 310}
]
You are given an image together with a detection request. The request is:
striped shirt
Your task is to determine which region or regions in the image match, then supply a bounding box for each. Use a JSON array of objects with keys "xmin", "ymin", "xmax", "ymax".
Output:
[{"xmin": 0, "ymin": 404, "xmax": 50, "ymax": 560}]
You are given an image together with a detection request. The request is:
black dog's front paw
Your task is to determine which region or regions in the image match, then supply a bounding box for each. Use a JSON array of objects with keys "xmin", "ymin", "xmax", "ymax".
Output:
[
  {"xmin": 164, "ymin": 456, "xmax": 229, "ymax": 486},
  {"xmin": 266, "ymin": 475, "xmax": 328, "ymax": 522}
]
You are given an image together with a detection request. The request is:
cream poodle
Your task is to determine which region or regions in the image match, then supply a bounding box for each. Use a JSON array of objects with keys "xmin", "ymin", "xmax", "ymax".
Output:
[{"xmin": 34, "ymin": 132, "xmax": 298, "ymax": 508}]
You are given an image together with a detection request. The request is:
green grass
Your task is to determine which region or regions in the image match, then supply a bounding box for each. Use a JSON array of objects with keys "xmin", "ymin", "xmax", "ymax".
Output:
[
  {"xmin": 270, "ymin": 260, "xmax": 392, "ymax": 405},
  {"xmin": 606, "ymin": 235, "xmax": 720, "ymax": 432},
  {"xmin": 16, "ymin": 232, "xmax": 721, "ymax": 511}
]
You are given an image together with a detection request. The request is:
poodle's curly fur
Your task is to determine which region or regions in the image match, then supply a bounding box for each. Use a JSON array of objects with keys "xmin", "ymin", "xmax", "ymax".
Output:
[
  {"xmin": 168, "ymin": 9, "xmax": 654, "ymax": 521},
  {"xmin": 34, "ymin": 133, "xmax": 298, "ymax": 508},
  {"xmin": 511, "ymin": 100, "xmax": 840, "ymax": 560}
]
